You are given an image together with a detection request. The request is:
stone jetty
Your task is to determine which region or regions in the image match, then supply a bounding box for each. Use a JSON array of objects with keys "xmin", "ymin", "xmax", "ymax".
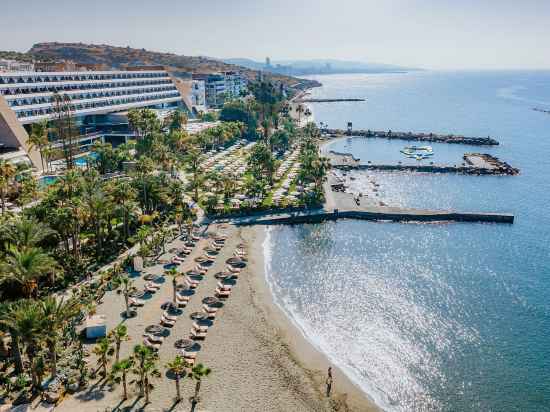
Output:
[
  {"xmin": 328, "ymin": 151, "xmax": 519, "ymax": 175},
  {"xmin": 296, "ymin": 98, "xmax": 366, "ymax": 103},
  {"xmin": 325, "ymin": 128, "xmax": 499, "ymax": 145}
]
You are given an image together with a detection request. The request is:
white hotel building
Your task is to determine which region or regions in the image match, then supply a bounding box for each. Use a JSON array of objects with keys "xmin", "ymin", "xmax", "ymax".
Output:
[{"xmin": 0, "ymin": 69, "xmax": 190, "ymax": 169}]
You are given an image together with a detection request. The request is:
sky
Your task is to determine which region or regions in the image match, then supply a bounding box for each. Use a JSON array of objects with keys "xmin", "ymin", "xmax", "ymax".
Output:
[{"xmin": 1, "ymin": 0, "xmax": 549, "ymax": 70}]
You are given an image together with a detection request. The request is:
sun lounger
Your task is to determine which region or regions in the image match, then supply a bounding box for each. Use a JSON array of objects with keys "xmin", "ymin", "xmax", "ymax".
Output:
[
  {"xmin": 161, "ymin": 316, "xmax": 176, "ymax": 327},
  {"xmin": 145, "ymin": 285, "xmax": 158, "ymax": 293},
  {"xmin": 226, "ymin": 265, "xmax": 241, "ymax": 275},
  {"xmin": 143, "ymin": 338, "xmax": 161, "ymax": 350},
  {"xmin": 163, "ymin": 312, "xmax": 177, "ymax": 322},
  {"xmin": 215, "ymin": 287, "xmax": 231, "ymax": 298},
  {"xmin": 217, "ymin": 281, "xmax": 232, "ymax": 290},
  {"xmin": 195, "ymin": 265, "xmax": 208, "ymax": 274},
  {"xmin": 190, "ymin": 329, "xmax": 207, "ymax": 340},
  {"xmin": 145, "ymin": 334, "xmax": 164, "ymax": 344},
  {"xmin": 173, "ymin": 256, "xmax": 185, "ymax": 262},
  {"xmin": 193, "ymin": 322, "xmax": 209, "ymax": 332},
  {"xmin": 146, "ymin": 282, "xmax": 160, "ymax": 290},
  {"xmin": 129, "ymin": 297, "xmax": 145, "ymax": 307}
]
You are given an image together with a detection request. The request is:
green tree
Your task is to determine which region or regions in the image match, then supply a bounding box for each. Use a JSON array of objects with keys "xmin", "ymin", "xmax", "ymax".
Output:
[
  {"xmin": 27, "ymin": 119, "xmax": 49, "ymax": 172},
  {"xmin": 40, "ymin": 296, "xmax": 79, "ymax": 377},
  {"xmin": 0, "ymin": 245, "xmax": 60, "ymax": 298},
  {"xmin": 165, "ymin": 355, "xmax": 189, "ymax": 403},
  {"xmin": 112, "ymin": 274, "xmax": 134, "ymax": 319},
  {"xmin": 165, "ymin": 267, "xmax": 180, "ymax": 304},
  {"xmin": 0, "ymin": 159, "xmax": 16, "ymax": 214},
  {"xmin": 184, "ymin": 145, "xmax": 204, "ymax": 202},
  {"xmin": 247, "ymin": 143, "xmax": 275, "ymax": 184},
  {"xmin": 131, "ymin": 344, "xmax": 161, "ymax": 404},
  {"xmin": 110, "ymin": 358, "xmax": 133, "ymax": 400},
  {"xmin": 190, "ymin": 363, "xmax": 212, "ymax": 405},
  {"xmin": 92, "ymin": 337, "xmax": 114, "ymax": 377},
  {"xmin": 108, "ymin": 324, "xmax": 130, "ymax": 363}
]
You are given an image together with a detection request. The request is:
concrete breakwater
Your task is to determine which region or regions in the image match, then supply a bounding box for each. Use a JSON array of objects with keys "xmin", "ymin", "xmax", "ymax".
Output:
[
  {"xmin": 296, "ymin": 98, "xmax": 366, "ymax": 103},
  {"xmin": 325, "ymin": 128, "xmax": 499, "ymax": 145},
  {"xmin": 329, "ymin": 151, "xmax": 519, "ymax": 175},
  {"xmin": 236, "ymin": 208, "xmax": 514, "ymax": 225}
]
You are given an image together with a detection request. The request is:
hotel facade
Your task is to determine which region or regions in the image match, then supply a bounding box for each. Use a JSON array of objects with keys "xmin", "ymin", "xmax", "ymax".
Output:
[{"xmin": 0, "ymin": 69, "xmax": 190, "ymax": 169}]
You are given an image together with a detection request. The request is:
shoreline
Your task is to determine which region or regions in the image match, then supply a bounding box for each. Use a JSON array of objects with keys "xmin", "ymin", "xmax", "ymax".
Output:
[{"xmin": 242, "ymin": 225, "xmax": 380, "ymax": 411}]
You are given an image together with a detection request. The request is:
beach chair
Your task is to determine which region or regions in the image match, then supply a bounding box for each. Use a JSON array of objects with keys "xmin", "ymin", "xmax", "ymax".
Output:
[
  {"xmin": 163, "ymin": 311, "xmax": 177, "ymax": 321},
  {"xmin": 195, "ymin": 265, "xmax": 208, "ymax": 275},
  {"xmin": 161, "ymin": 315, "xmax": 176, "ymax": 327},
  {"xmin": 129, "ymin": 297, "xmax": 145, "ymax": 307},
  {"xmin": 145, "ymin": 281, "xmax": 160, "ymax": 290},
  {"xmin": 202, "ymin": 305, "xmax": 218, "ymax": 319},
  {"xmin": 143, "ymin": 338, "xmax": 161, "ymax": 351},
  {"xmin": 215, "ymin": 288, "xmax": 230, "ymax": 299},
  {"xmin": 145, "ymin": 284, "xmax": 158, "ymax": 293},
  {"xmin": 190, "ymin": 328, "xmax": 207, "ymax": 340}
]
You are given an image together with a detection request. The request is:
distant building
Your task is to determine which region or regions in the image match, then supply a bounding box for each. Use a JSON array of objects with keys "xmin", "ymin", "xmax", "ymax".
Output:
[
  {"xmin": 0, "ymin": 59, "xmax": 34, "ymax": 72},
  {"xmin": 190, "ymin": 80, "xmax": 206, "ymax": 112},
  {"xmin": 192, "ymin": 71, "xmax": 247, "ymax": 108},
  {"xmin": 0, "ymin": 69, "xmax": 190, "ymax": 169},
  {"xmin": 265, "ymin": 57, "xmax": 271, "ymax": 67}
]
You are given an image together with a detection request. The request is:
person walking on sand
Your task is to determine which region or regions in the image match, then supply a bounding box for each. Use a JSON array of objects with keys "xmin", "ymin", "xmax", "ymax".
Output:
[{"xmin": 326, "ymin": 366, "xmax": 333, "ymax": 397}]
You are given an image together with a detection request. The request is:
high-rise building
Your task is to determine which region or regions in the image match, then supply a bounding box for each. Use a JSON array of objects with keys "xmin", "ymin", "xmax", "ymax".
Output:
[
  {"xmin": 265, "ymin": 57, "xmax": 271, "ymax": 67},
  {"xmin": 0, "ymin": 69, "xmax": 190, "ymax": 169}
]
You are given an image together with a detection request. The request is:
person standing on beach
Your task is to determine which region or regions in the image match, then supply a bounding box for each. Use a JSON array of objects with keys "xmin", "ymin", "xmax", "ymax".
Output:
[{"xmin": 326, "ymin": 366, "xmax": 333, "ymax": 397}]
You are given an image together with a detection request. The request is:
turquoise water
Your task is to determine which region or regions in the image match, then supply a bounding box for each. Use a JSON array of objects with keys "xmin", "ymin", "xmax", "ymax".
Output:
[
  {"xmin": 38, "ymin": 175, "xmax": 59, "ymax": 187},
  {"xmin": 265, "ymin": 71, "xmax": 550, "ymax": 411},
  {"xmin": 74, "ymin": 152, "xmax": 98, "ymax": 167}
]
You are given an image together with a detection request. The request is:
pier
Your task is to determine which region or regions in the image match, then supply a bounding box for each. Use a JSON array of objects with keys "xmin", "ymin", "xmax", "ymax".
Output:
[
  {"xmin": 325, "ymin": 128, "xmax": 499, "ymax": 145},
  {"xmin": 231, "ymin": 208, "xmax": 514, "ymax": 225},
  {"xmin": 328, "ymin": 151, "xmax": 519, "ymax": 175},
  {"xmin": 295, "ymin": 98, "xmax": 366, "ymax": 103}
]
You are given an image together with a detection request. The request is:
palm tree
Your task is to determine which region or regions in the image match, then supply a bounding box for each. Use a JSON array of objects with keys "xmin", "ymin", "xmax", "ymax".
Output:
[
  {"xmin": 109, "ymin": 324, "xmax": 130, "ymax": 363},
  {"xmin": 184, "ymin": 145, "xmax": 204, "ymax": 202},
  {"xmin": 0, "ymin": 300, "xmax": 26, "ymax": 373},
  {"xmin": 0, "ymin": 300, "xmax": 44, "ymax": 390},
  {"xmin": 165, "ymin": 267, "xmax": 180, "ymax": 304},
  {"xmin": 40, "ymin": 296, "xmax": 79, "ymax": 377},
  {"xmin": 5, "ymin": 216, "xmax": 56, "ymax": 249},
  {"xmin": 28, "ymin": 119, "xmax": 49, "ymax": 172},
  {"xmin": 131, "ymin": 344, "xmax": 161, "ymax": 404},
  {"xmin": 295, "ymin": 104, "xmax": 305, "ymax": 126},
  {"xmin": 111, "ymin": 180, "xmax": 138, "ymax": 241},
  {"xmin": 189, "ymin": 363, "xmax": 211, "ymax": 405},
  {"xmin": 165, "ymin": 355, "xmax": 188, "ymax": 403},
  {"xmin": 112, "ymin": 274, "xmax": 134, "ymax": 319},
  {"xmin": 92, "ymin": 337, "xmax": 114, "ymax": 377},
  {"xmin": 0, "ymin": 159, "xmax": 16, "ymax": 214},
  {"xmin": 0, "ymin": 245, "xmax": 60, "ymax": 298},
  {"xmin": 110, "ymin": 357, "xmax": 133, "ymax": 400}
]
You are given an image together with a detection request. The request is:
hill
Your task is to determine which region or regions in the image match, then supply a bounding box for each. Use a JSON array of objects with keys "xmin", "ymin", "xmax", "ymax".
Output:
[{"xmin": 24, "ymin": 42, "xmax": 320, "ymax": 91}]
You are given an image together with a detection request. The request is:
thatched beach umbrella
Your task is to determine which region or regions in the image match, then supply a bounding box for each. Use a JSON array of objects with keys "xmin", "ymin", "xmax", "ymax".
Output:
[
  {"xmin": 190, "ymin": 312, "xmax": 208, "ymax": 321},
  {"xmin": 203, "ymin": 247, "xmax": 219, "ymax": 255},
  {"xmin": 129, "ymin": 290, "xmax": 145, "ymax": 298},
  {"xmin": 145, "ymin": 325, "xmax": 165, "ymax": 336},
  {"xmin": 174, "ymin": 338, "xmax": 196, "ymax": 350},
  {"xmin": 226, "ymin": 257, "xmax": 246, "ymax": 268},
  {"xmin": 186, "ymin": 269, "xmax": 202, "ymax": 277},
  {"xmin": 214, "ymin": 271, "xmax": 232, "ymax": 280},
  {"xmin": 202, "ymin": 296, "xmax": 220, "ymax": 307},
  {"xmin": 144, "ymin": 273, "xmax": 159, "ymax": 281}
]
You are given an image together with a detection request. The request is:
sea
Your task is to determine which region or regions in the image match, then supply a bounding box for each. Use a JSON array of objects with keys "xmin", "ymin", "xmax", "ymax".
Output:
[{"xmin": 263, "ymin": 71, "xmax": 550, "ymax": 411}]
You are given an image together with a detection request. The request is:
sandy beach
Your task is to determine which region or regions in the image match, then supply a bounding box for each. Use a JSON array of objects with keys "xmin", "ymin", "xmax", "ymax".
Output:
[{"xmin": 39, "ymin": 223, "xmax": 378, "ymax": 412}]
